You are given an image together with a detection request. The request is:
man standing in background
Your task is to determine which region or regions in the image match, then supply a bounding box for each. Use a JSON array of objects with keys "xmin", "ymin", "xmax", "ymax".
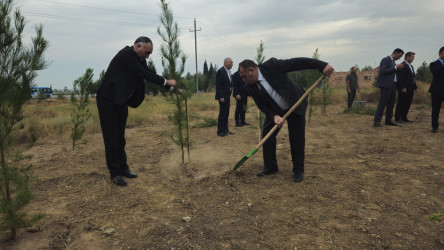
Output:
[
  {"xmin": 215, "ymin": 58, "xmax": 234, "ymax": 136},
  {"xmin": 232, "ymin": 70, "xmax": 250, "ymax": 127},
  {"xmin": 429, "ymin": 46, "xmax": 444, "ymax": 133},
  {"xmin": 346, "ymin": 66, "xmax": 360, "ymax": 108},
  {"xmin": 373, "ymin": 48, "xmax": 405, "ymax": 127},
  {"xmin": 395, "ymin": 52, "xmax": 417, "ymax": 123}
]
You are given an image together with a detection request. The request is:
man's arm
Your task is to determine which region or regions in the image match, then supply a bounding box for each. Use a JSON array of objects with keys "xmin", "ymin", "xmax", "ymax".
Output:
[{"xmin": 430, "ymin": 61, "xmax": 444, "ymax": 74}]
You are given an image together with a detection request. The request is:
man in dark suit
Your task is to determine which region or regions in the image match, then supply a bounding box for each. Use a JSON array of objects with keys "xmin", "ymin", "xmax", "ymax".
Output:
[
  {"xmin": 373, "ymin": 48, "xmax": 405, "ymax": 127},
  {"xmin": 395, "ymin": 52, "xmax": 417, "ymax": 123},
  {"xmin": 97, "ymin": 36, "xmax": 177, "ymax": 186},
  {"xmin": 215, "ymin": 58, "xmax": 234, "ymax": 136},
  {"xmin": 429, "ymin": 46, "xmax": 444, "ymax": 133},
  {"xmin": 238, "ymin": 58, "xmax": 334, "ymax": 183},
  {"xmin": 232, "ymin": 70, "xmax": 250, "ymax": 127}
]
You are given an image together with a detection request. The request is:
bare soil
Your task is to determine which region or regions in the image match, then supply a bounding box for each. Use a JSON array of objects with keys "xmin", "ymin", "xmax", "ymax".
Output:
[{"xmin": 1, "ymin": 103, "xmax": 443, "ymax": 249}]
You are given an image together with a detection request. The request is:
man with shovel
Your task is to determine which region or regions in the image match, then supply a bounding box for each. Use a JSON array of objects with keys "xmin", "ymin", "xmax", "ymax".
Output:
[{"xmin": 238, "ymin": 58, "xmax": 334, "ymax": 182}]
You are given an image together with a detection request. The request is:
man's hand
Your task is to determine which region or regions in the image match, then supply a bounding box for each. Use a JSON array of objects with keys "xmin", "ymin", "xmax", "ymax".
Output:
[
  {"xmin": 323, "ymin": 64, "xmax": 334, "ymax": 76},
  {"xmin": 396, "ymin": 64, "xmax": 405, "ymax": 69},
  {"xmin": 401, "ymin": 88, "xmax": 407, "ymax": 93},
  {"xmin": 347, "ymin": 88, "xmax": 351, "ymax": 94},
  {"xmin": 165, "ymin": 79, "xmax": 177, "ymax": 87},
  {"xmin": 236, "ymin": 95, "xmax": 241, "ymax": 101},
  {"xmin": 274, "ymin": 115, "xmax": 285, "ymax": 128},
  {"xmin": 219, "ymin": 98, "xmax": 225, "ymax": 103}
]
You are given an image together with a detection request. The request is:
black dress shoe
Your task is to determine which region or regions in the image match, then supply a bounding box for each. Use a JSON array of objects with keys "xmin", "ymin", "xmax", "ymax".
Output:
[
  {"xmin": 293, "ymin": 173, "xmax": 304, "ymax": 183},
  {"xmin": 373, "ymin": 122, "xmax": 382, "ymax": 127},
  {"xmin": 256, "ymin": 169, "xmax": 278, "ymax": 177},
  {"xmin": 228, "ymin": 131, "xmax": 235, "ymax": 135},
  {"xmin": 122, "ymin": 170, "xmax": 137, "ymax": 178},
  {"xmin": 111, "ymin": 176, "xmax": 127, "ymax": 186},
  {"xmin": 241, "ymin": 122, "xmax": 250, "ymax": 125},
  {"xmin": 217, "ymin": 132, "xmax": 227, "ymax": 137},
  {"xmin": 432, "ymin": 128, "xmax": 438, "ymax": 133},
  {"xmin": 235, "ymin": 124, "xmax": 243, "ymax": 127},
  {"xmin": 402, "ymin": 118, "xmax": 413, "ymax": 122},
  {"xmin": 395, "ymin": 119, "xmax": 403, "ymax": 123},
  {"xmin": 385, "ymin": 121, "xmax": 398, "ymax": 126}
]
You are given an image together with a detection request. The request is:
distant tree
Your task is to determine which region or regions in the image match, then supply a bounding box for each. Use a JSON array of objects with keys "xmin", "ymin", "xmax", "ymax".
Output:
[
  {"xmin": 361, "ymin": 65, "xmax": 373, "ymax": 71},
  {"xmin": 145, "ymin": 58, "xmax": 164, "ymax": 95},
  {"xmin": 71, "ymin": 68, "xmax": 93, "ymax": 149},
  {"xmin": 157, "ymin": 0, "xmax": 190, "ymax": 164},
  {"xmin": 203, "ymin": 60, "xmax": 209, "ymax": 76},
  {"xmin": 0, "ymin": 0, "xmax": 48, "ymax": 239},
  {"xmin": 416, "ymin": 61, "xmax": 432, "ymax": 83},
  {"xmin": 89, "ymin": 69, "xmax": 104, "ymax": 94},
  {"xmin": 209, "ymin": 63, "xmax": 215, "ymax": 76}
]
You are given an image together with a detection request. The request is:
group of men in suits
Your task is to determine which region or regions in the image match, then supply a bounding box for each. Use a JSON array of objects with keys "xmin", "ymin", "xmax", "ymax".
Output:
[
  {"xmin": 215, "ymin": 57, "xmax": 250, "ymax": 137},
  {"xmin": 373, "ymin": 48, "xmax": 417, "ymax": 127},
  {"xmin": 373, "ymin": 47, "xmax": 444, "ymax": 133}
]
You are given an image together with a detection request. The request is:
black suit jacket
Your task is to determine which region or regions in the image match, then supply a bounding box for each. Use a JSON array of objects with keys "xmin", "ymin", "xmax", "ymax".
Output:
[
  {"xmin": 215, "ymin": 66, "xmax": 232, "ymax": 100},
  {"xmin": 429, "ymin": 59, "xmax": 444, "ymax": 93},
  {"xmin": 97, "ymin": 46, "xmax": 166, "ymax": 108},
  {"xmin": 375, "ymin": 56, "xmax": 398, "ymax": 89},
  {"xmin": 397, "ymin": 61, "xmax": 417, "ymax": 91},
  {"xmin": 246, "ymin": 57, "xmax": 327, "ymax": 117},
  {"xmin": 232, "ymin": 71, "xmax": 248, "ymax": 99}
]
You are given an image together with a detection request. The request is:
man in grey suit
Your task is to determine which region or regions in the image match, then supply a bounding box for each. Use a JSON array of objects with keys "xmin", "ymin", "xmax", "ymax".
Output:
[{"xmin": 373, "ymin": 48, "xmax": 405, "ymax": 127}]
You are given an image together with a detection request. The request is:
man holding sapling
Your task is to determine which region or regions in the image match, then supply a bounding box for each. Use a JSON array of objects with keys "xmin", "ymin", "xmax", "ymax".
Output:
[{"xmin": 97, "ymin": 36, "xmax": 177, "ymax": 186}]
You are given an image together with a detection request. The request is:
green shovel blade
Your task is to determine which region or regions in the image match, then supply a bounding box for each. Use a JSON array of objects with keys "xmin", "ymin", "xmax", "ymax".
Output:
[{"xmin": 233, "ymin": 147, "xmax": 258, "ymax": 171}]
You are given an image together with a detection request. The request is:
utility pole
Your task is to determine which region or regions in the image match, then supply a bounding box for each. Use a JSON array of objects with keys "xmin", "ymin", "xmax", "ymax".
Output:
[{"xmin": 189, "ymin": 18, "xmax": 201, "ymax": 97}]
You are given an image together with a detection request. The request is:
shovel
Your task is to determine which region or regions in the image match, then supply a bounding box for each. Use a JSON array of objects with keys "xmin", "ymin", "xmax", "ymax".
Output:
[{"xmin": 233, "ymin": 75, "xmax": 326, "ymax": 171}]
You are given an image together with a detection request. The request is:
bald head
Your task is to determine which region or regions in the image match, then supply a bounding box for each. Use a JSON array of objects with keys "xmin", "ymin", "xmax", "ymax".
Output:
[{"xmin": 224, "ymin": 58, "xmax": 233, "ymax": 70}]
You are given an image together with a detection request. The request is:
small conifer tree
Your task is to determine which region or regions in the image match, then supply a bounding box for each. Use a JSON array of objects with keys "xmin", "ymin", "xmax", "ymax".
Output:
[
  {"xmin": 70, "ymin": 68, "xmax": 93, "ymax": 149},
  {"xmin": 0, "ymin": 0, "xmax": 48, "ymax": 239}
]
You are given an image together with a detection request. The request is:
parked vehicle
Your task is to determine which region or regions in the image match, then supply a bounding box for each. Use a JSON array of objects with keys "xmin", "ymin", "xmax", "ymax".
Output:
[{"xmin": 31, "ymin": 87, "xmax": 53, "ymax": 98}]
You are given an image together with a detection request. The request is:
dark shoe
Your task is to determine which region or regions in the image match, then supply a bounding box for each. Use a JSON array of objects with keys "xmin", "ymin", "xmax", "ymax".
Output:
[
  {"xmin": 402, "ymin": 118, "xmax": 413, "ymax": 122},
  {"xmin": 217, "ymin": 132, "xmax": 227, "ymax": 137},
  {"xmin": 395, "ymin": 119, "xmax": 403, "ymax": 123},
  {"xmin": 236, "ymin": 124, "xmax": 243, "ymax": 127},
  {"xmin": 385, "ymin": 121, "xmax": 398, "ymax": 126},
  {"xmin": 228, "ymin": 131, "xmax": 235, "ymax": 135},
  {"xmin": 432, "ymin": 128, "xmax": 438, "ymax": 133},
  {"xmin": 256, "ymin": 169, "xmax": 278, "ymax": 177},
  {"xmin": 241, "ymin": 122, "xmax": 250, "ymax": 125},
  {"xmin": 373, "ymin": 122, "xmax": 382, "ymax": 127},
  {"xmin": 111, "ymin": 176, "xmax": 127, "ymax": 186},
  {"xmin": 122, "ymin": 170, "xmax": 137, "ymax": 178},
  {"xmin": 293, "ymin": 173, "xmax": 304, "ymax": 183}
]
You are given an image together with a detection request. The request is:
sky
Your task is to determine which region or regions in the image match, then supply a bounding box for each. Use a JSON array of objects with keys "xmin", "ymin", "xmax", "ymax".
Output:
[{"xmin": 11, "ymin": 0, "xmax": 444, "ymax": 90}]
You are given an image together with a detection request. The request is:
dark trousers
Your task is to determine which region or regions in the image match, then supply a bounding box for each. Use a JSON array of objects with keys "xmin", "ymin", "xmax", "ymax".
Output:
[
  {"xmin": 347, "ymin": 89, "xmax": 357, "ymax": 108},
  {"xmin": 374, "ymin": 86, "xmax": 396, "ymax": 123},
  {"xmin": 96, "ymin": 96, "xmax": 130, "ymax": 177},
  {"xmin": 395, "ymin": 89, "xmax": 414, "ymax": 121},
  {"xmin": 431, "ymin": 92, "xmax": 444, "ymax": 129},
  {"xmin": 262, "ymin": 112, "xmax": 305, "ymax": 174},
  {"xmin": 217, "ymin": 97, "xmax": 230, "ymax": 134},
  {"xmin": 234, "ymin": 98, "xmax": 247, "ymax": 124}
]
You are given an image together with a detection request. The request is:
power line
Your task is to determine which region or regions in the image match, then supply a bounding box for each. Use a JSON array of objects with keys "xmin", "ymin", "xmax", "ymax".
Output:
[
  {"xmin": 24, "ymin": 12, "xmax": 157, "ymax": 27},
  {"xmin": 34, "ymin": 0, "xmax": 193, "ymax": 19}
]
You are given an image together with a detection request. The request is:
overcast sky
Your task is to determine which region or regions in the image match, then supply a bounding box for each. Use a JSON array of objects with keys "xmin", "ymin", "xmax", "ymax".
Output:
[{"xmin": 13, "ymin": 0, "xmax": 444, "ymax": 90}]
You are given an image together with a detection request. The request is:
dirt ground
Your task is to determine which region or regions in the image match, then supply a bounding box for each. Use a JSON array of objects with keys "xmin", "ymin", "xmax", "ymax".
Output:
[{"xmin": 1, "ymin": 102, "xmax": 443, "ymax": 249}]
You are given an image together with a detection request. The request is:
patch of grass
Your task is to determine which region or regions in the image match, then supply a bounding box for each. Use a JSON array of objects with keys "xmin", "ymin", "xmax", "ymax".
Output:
[{"xmin": 427, "ymin": 209, "xmax": 444, "ymax": 222}]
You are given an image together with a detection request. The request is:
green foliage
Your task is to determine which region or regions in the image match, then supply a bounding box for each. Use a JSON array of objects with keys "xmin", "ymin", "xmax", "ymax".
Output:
[
  {"xmin": 255, "ymin": 40, "xmax": 265, "ymax": 64},
  {"xmin": 89, "ymin": 70, "xmax": 104, "ymax": 95},
  {"xmin": 416, "ymin": 61, "xmax": 432, "ymax": 83},
  {"xmin": 70, "ymin": 68, "xmax": 93, "ymax": 149},
  {"xmin": 27, "ymin": 126, "xmax": 37, "ymax": 146},
  {"xmin": 320, "ymin": 80, "xmax": 332, "ymax": 114},
  {"xmin": 427, "ymin": 209, "xmax": 444, "ymax": 222},
  {"xmin": 361, "ymin": 65, "xmax": 373, "ymax": 71},
  {"xmin": 157, "ymin": 0, "xmax": 190, "ymax": 164},
  {"xmin": 0, "ymin": 0, "xmax": 49, "ymax": 239},
  {"xmin": 307, "ymin": 92, "xmax": 317, "ymax": 123}
]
